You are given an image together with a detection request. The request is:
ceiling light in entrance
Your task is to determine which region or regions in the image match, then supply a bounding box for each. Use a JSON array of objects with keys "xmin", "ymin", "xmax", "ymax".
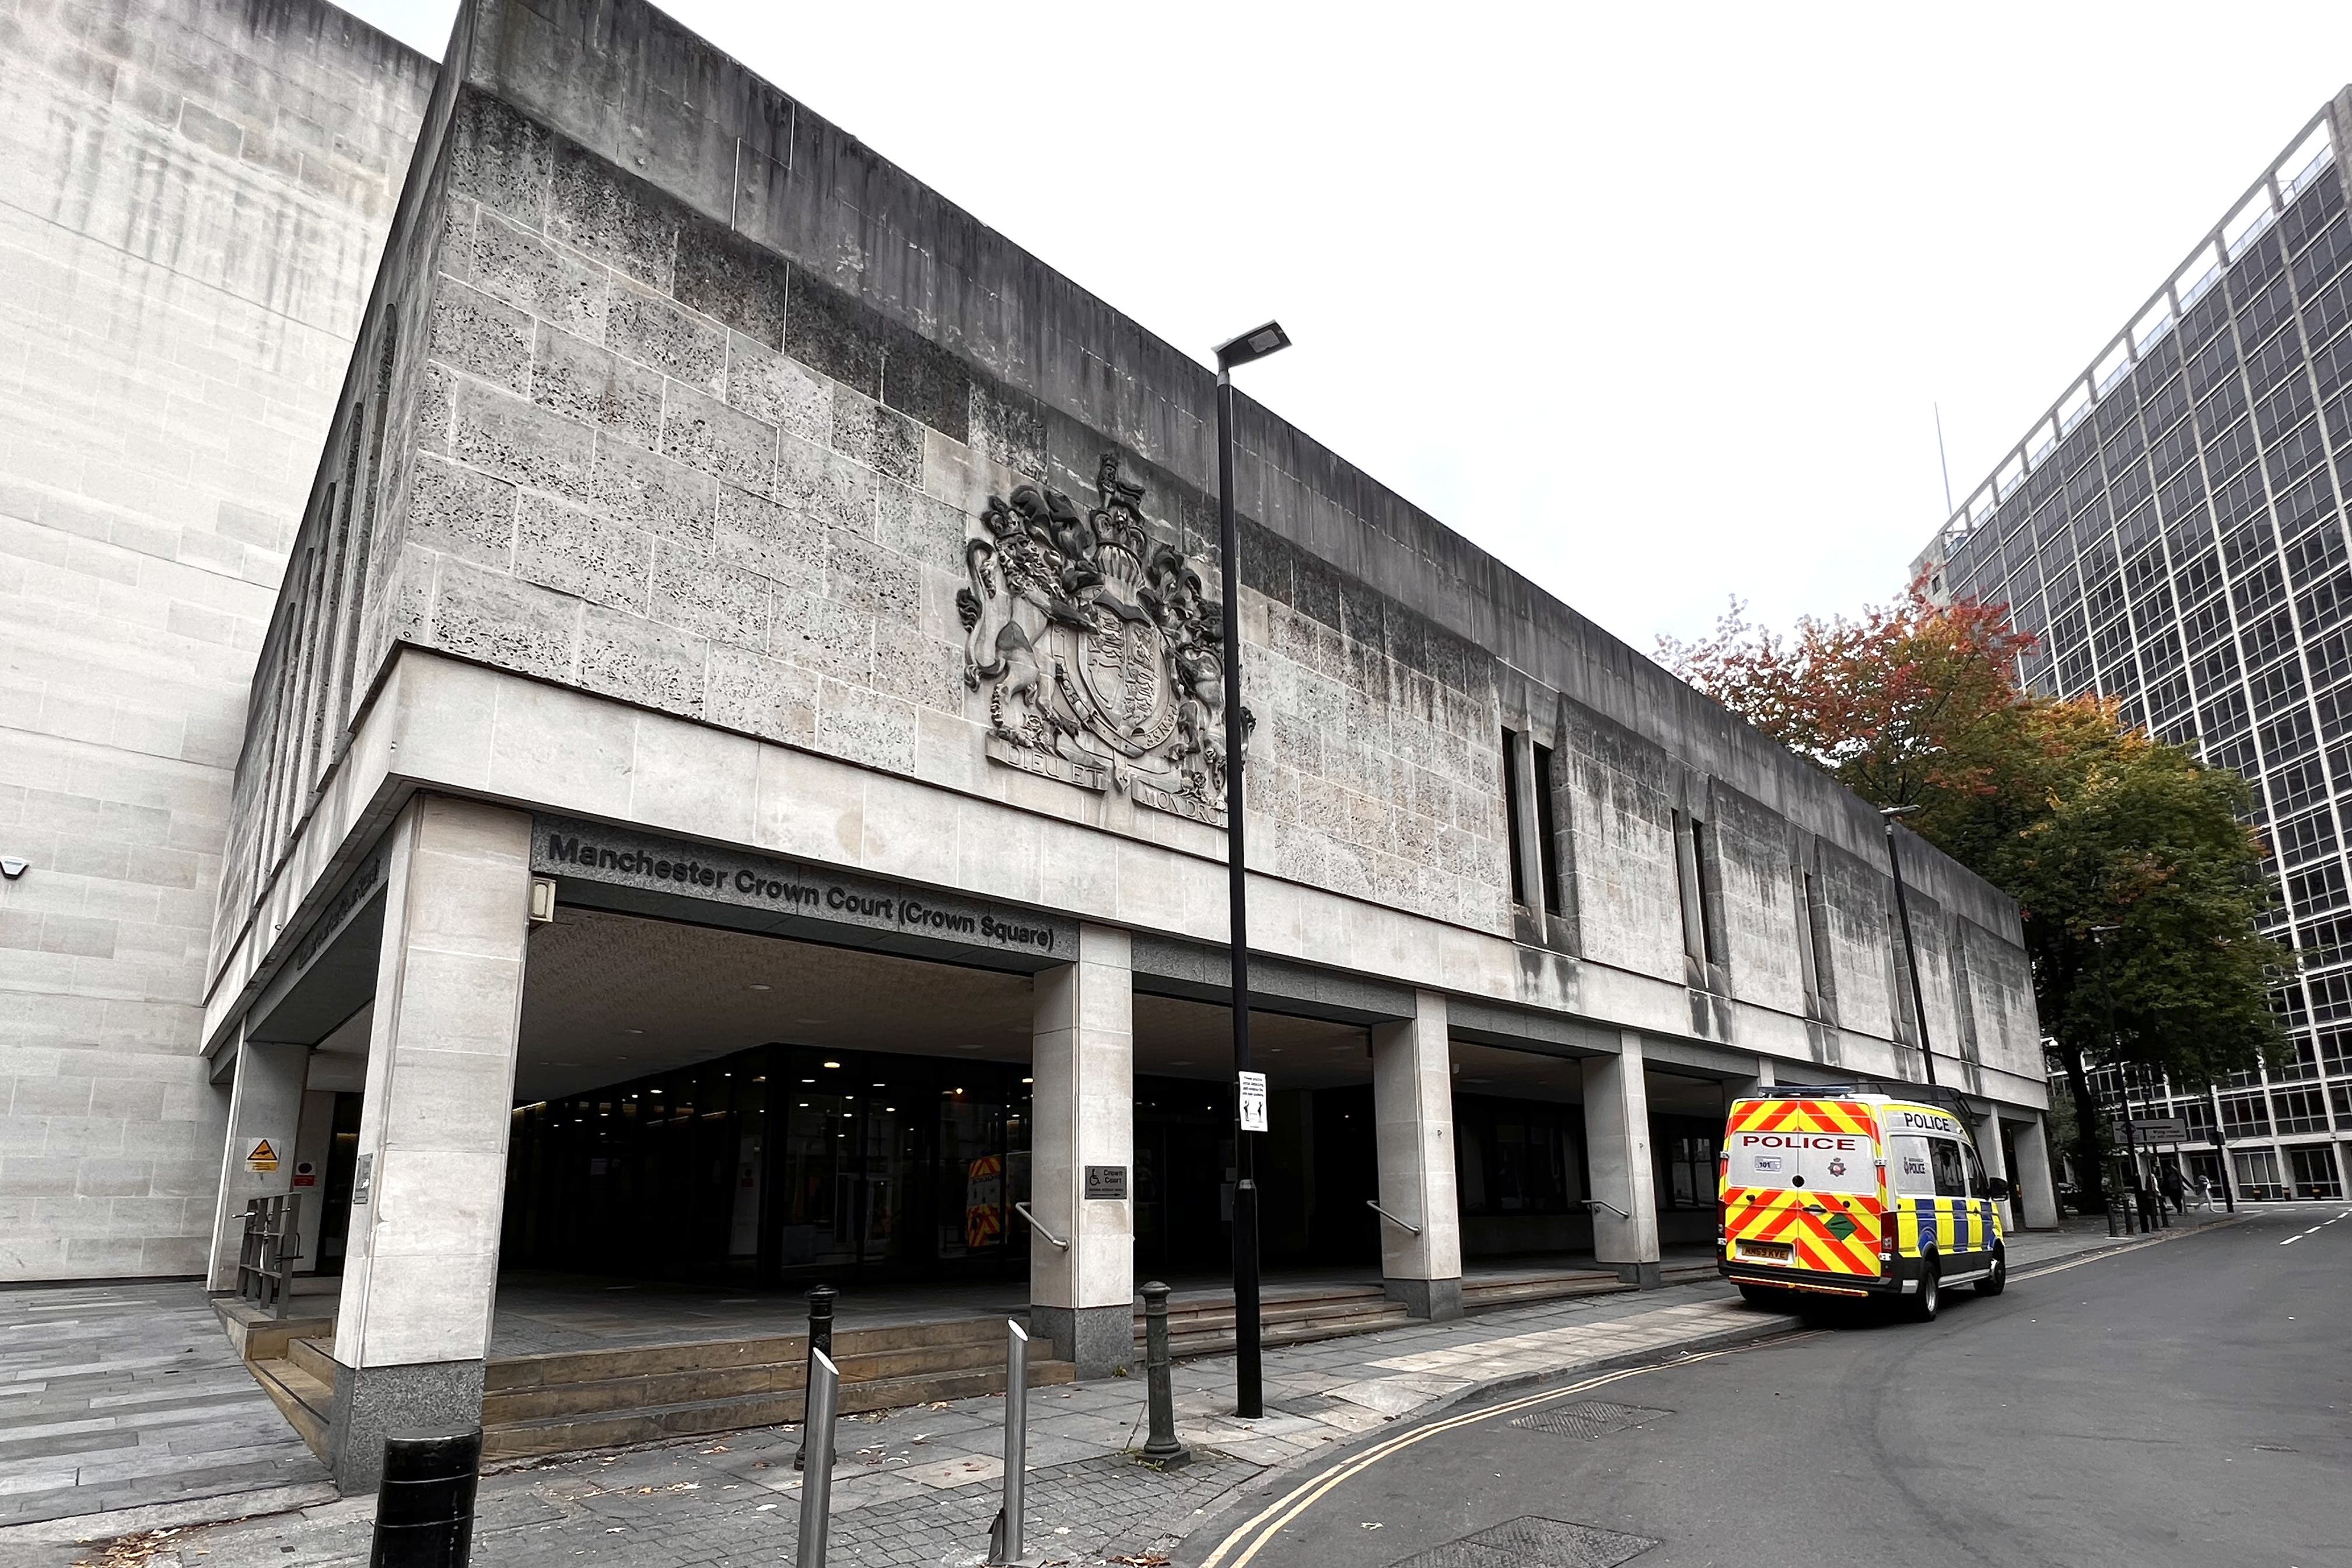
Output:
[
  {"xmin": 822, "ymin": 1060, "xmax": 842, "ymax": 1069},
  {"xmin": 747, "ymin": 984, "xmax": 771, "ymax": 991}
]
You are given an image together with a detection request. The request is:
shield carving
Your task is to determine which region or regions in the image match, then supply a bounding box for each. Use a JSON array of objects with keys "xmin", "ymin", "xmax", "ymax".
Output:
[{"xmin": 1068, "ymin": 603, "xmax": 1180, "ymax": 758}]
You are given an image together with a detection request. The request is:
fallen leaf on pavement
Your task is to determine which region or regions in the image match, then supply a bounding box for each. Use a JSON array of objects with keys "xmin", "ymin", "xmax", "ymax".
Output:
[{"xmin": 72, "ymin": 1530, "xmax": 181, "ymax": 1568}]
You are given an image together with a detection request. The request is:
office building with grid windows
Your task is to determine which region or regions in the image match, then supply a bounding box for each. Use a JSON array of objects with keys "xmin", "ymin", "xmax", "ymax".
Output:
[{"xmin": 1914, "ymin": 91, "xmax": 2352, "ymax": 1203}]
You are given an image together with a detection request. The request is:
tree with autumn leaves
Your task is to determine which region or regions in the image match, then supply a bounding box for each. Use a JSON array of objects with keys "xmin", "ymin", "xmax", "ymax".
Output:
[{"xmin": 1661, "ymin": 586, "xmax": 2278, "ymax": 1205}]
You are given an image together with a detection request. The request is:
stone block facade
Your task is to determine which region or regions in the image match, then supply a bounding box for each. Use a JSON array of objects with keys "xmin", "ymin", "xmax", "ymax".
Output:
[
  {"xmin": 6, "ymin": 0, "xmax": 2053, "ymax": 1291},
  {"xmin": 204, "ymin": 0, "xmax": 2043, "ymax": 1101},
  {"xmin": 0, "ymin": 0, "xmax": 430, "ymax": 1279}
]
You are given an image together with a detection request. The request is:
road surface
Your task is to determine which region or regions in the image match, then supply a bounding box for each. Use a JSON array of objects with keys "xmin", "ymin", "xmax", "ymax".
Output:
[{"xmin": 1194, "ymin": 1204, "xmax": 2352, "ymax": 1568}]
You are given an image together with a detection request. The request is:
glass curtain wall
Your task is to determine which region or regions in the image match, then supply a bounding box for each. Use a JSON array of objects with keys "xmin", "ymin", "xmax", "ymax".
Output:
[{"xmin": 503, "ymin": 1043, "xmax": 1032, "ymax": 1286}]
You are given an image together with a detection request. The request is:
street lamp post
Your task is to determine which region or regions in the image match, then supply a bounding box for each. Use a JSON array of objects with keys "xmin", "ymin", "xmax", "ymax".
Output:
[
  {"xmin": 1879, "ymin": 805, "xmax": 1939, "ymax": 1088},
  {"xmin": 1213, "ymin": 320, "xmax": 1289, "ymax": 1421},
  {"xmin": 2206, "ymin": 1082, "xmax": 2236, "ymax": 1212},
  {"xmin": 2088, "ymin": 922, "xmax": 2140, "ymax": 1227}
]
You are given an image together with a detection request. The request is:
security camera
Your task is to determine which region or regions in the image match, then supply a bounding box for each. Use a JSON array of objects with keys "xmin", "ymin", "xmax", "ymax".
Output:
[{"xmin": 0, "ymin": 858, "xmax": 25, "ymax": 880}]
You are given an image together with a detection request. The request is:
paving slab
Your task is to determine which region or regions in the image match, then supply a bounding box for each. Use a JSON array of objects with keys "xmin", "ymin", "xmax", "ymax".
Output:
[{"xmin": 0, "ymin": 1282, "xmax": 326, "ymax": 1528}]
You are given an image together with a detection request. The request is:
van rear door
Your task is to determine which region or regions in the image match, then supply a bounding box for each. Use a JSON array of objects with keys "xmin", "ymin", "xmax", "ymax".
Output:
[{"xmin": 1722, "ymin": 1100, "xmax": 1884, "ymax": 1279}]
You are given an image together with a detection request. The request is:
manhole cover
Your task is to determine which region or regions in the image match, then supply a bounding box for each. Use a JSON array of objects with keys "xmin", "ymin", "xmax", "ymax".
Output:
[
  {"xmin": 1383, "ymin": 1515, "xmax": 1658, "ymax": 1568},
  {"xmin": 1506, "ymin": 1401, "xmax": 1674, "ymax": 1440}
]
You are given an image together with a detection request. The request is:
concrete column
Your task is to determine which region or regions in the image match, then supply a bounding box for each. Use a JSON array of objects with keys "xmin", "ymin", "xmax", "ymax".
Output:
[
  {"xmin": 326, "ymin": 796, "xmax": 533, "ymax": 1493},
  {"xmin": 1030, "ymin": 924, "xmax": 1134, "ymax": 1378},
  {"xmin": 1583, "ymin": 1032, "xmax": 1662, "ymax": 1286},
  {"xmin": 205, "ymin": 1038, "xmax": 310, "ymax": 1291},
  {"xmin": 1723, "ymin": 1056, "xmax": 1775, "ymax": 1108},
  {"xmin": 1976, "ymin": 1108, "xmax": 2017, "ymax": 1236},
  {"xmin": 2007, "ymin": 1111, "xmax": 2062, "ymax": 1231},
  {"xmin": 1370, "ymin": 991, "xmax": 1462, "ymax": 1321}
]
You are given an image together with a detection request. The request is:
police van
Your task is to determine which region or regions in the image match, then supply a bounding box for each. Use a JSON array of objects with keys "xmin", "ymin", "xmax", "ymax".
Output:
[{"xmin": 1717, "ymin": 1087, "xmax": 2010, "ymax": 1320}]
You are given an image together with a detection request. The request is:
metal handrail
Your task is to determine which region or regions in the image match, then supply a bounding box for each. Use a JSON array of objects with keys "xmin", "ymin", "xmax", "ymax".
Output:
[
  {"xmin": 1583, "ymin": 1198, "xmax": 1632, "ymax": 1220},
  {"xmin": 1364, "ymin": 1199, "xmax": 1420, "ymax": 1237},
  {"xmin": 1012, "ymin": 1202, "xmax": 1067, "ymax": 1250}
]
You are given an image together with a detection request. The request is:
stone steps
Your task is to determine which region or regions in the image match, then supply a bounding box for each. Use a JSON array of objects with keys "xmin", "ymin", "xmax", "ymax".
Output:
[
  {"xmin": 1460, "ymin": 1272, "xmax": 1632, "ymax": 1312},
  {"xmin": 287, "ymin": 1334, "xmax": 337, "ymax": 1386},
  {"xmin": 238, "ymin": 1311, "xmax": 1074, "ymax": 1466},
  {"xmin": 476, "ymin": 1314, "xmax": 1067, "ymax": 1460},
  {"xmin": 245, "ymin": 1356, "xmax": 333, "ymax": 1461},
  {"xmin": 482, "ymin": 1335, "xmax": 1058, "ymax": 1424},
  {"xmin": 484, "ymin": 1312, "xmax": 1013, "ymax": 1393},
  {"xmin": 1138, "ymin": 1286, "xmax": 1413, "ymax": 1359},
  {"xmin": 480, "ymin": 1355, "xmax": 1076, "ymax": 1460}
]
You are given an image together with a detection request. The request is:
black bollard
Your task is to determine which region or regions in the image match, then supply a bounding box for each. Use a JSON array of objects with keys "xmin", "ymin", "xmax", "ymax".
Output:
[
  {"xmin": 369, "ymin": 1427, "xmax": 480, "ymax": 1568},
  {"xmin": 1138, "ymin": 1282, "xmax": 1189, "ymax": 1469},
  {"xmin": 794, "ymin": 1284, "xmax": 837, "ymax": 1471}
]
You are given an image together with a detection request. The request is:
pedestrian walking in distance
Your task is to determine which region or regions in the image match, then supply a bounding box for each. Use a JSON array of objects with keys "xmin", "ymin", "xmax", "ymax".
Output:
[{"xmin": 2160, "ymin": 1164, "xmax": 2186, "ymax": 1216}]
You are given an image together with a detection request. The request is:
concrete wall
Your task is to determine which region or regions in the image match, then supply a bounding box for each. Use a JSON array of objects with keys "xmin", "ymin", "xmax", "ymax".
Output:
[
  {"xmin": 201, "ymin": 0, "xmax": 2043, "ymax": 1107},
  {"xmin": 0, "ymin": 0, "xmax": 430, "ymax": 1279}
]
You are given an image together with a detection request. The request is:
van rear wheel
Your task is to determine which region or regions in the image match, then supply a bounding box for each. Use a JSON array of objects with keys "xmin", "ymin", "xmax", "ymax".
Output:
[
  {"xmin": 1737, "ymin": 1283, "xmax": 1790, "ymax": 1310},
  {"xmin": 1908, "ymin": 1259, "xmax": 1941, "ymax": 1322}
]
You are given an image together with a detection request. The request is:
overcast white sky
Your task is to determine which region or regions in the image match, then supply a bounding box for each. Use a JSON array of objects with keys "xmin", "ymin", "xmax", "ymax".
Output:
[{"xmin": 343, "ymin": 0, "xmax": 2352, "ymax": 652}]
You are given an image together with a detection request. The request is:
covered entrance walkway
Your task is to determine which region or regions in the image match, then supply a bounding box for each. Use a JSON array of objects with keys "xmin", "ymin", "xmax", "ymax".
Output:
[{"xmin": 214, "ymin": 799, "xmax": 1762, "ymax": 1487}]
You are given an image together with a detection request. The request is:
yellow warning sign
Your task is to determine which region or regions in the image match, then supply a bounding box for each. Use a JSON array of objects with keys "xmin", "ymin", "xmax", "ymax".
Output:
[{"xmin": 244, "ymin": 1139, "xmax": 279, "ymax": 1174}]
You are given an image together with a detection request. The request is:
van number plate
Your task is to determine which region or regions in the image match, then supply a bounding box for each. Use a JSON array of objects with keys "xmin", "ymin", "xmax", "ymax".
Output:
[{"xmin": 1740, "ymin": 1240, "xmax": 1793, "ymax": 1262}]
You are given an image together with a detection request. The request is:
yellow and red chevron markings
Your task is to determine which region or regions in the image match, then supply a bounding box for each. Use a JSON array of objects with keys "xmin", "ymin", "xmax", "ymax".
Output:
[
  {"xmin": 1723, "ymin": 1097, "xmax": 1882, "ymax": 1276},
  {"xmin": 1726, "ymin": 1098, "xmax": 1876, "ymax": 1139},
  {"xmin": 1722, "ymin": 1185, "xmax": 1882, "ymax": 1275}
]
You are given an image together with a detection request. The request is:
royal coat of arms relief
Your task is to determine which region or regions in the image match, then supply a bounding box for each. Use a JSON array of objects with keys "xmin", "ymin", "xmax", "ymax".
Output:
[{"xmin": 957, "ymin": 453, "xmax": 1247, "ymax": 825}]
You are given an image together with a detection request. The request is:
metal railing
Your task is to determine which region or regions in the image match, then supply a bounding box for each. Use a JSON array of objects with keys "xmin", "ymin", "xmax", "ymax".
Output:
[
  {"xmin": 1012, "ymin": 1202, "xmax": 1067, "ymax": 1250},
  {"xmin": 1364, "ymin": 1199, "xmax": 1421, "ymax": 1236},
  {"xmin": 236, "ymin": 1195, "xmax": 302, "ymax": 1318}
]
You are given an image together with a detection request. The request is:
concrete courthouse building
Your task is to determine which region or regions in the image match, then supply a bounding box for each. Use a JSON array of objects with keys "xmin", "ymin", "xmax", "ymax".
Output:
[{"xmin": 6, "ymin": 0, "xmax": 2057, "ymax": 1488}]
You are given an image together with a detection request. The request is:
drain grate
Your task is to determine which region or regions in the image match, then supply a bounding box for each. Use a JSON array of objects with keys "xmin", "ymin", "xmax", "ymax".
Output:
[
  {"xmin": 1506, "ymin": 1401, "xmax": 1674, "ymax": 1440},
  {"xmin": 1382, "ymin": 1515, "xmax": 1659, "ymax": 1568}
]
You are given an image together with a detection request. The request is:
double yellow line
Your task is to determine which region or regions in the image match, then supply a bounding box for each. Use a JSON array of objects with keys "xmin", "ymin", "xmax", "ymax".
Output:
[{"xmin": 1196, "ymin": 1334, "xmax": 1809, "ymax": 1567}]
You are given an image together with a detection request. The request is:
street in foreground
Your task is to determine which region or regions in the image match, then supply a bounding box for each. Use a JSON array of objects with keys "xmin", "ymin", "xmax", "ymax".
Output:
[{"xmin": 1195, "ymin": 1205, "xmax": 2352, "ymax": 1568}]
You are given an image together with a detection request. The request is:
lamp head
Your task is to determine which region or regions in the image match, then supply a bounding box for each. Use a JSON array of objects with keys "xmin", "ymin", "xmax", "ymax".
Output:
[
  {"xmin": 1214, "ymin": 320, "xmax": 1292, "ymax": 372},
  {"xmin": 1878, "ymin": 803, "xmax": 1922, "ymax": 819}
]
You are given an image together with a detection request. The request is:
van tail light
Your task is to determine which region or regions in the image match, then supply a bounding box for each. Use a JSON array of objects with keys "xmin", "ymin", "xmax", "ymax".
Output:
[{"xmin": 1717, "ymin": 1152, "xmax": 1731, "ymax": 1251}]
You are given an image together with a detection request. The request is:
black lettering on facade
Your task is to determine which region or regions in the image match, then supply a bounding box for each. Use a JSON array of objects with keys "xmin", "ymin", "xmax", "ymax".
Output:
[{"xmin": 537, "ymin": 818, "xmax": 1067, "ymax": 956}]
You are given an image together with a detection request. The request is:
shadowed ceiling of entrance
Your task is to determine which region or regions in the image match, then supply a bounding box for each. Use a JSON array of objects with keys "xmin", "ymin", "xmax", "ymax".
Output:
[{"xmin": 515, "ymin": 909, "xmax": 1387, "ymax": 1101}]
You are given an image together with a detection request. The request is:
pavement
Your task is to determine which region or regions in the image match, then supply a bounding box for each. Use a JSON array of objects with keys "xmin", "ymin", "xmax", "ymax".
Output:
[
  {"xmin": 0, "ymin": 1283, "xmax": 330, "ymax": 1531},
  {"xmin": 0, "ymin": 1206, "xmax": 2249, "ymax": 1567},
  {"xmin": 1186, "ymin": 1201, "xmax": 2332, "ymax": 1568}
]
